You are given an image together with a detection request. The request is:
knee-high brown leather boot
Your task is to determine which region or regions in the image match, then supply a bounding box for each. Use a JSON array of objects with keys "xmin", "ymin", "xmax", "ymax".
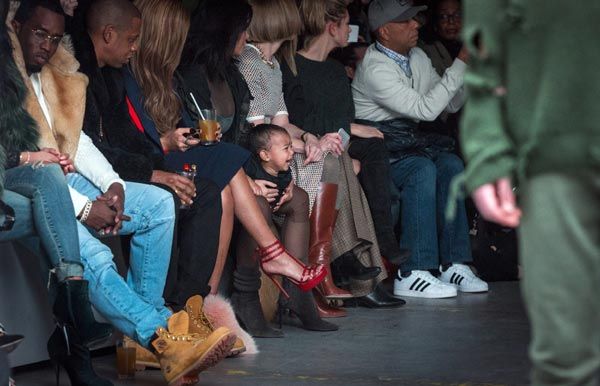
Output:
[{"xmin": 308, "ymin": 183, "xmax": 353, "ymax": 299}]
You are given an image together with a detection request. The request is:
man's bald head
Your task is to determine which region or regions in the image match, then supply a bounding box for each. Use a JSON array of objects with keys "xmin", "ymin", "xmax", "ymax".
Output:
[
  {"xmin": 86, "ymin": 0, "xmax": 140, "ymax": 34},
  {"xmin": 86, "ymin": 0, "xmax": 141, "ymax": 68}
]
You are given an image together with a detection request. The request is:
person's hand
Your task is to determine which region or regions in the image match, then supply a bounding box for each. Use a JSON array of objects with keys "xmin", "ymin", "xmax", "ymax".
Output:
[
  {"xmin": 457, "ymin": 44, "xmax": 469, "ymax": 63},
  {"xmin": 151, "ymin": 170, "xmax": 196, "ymax": 206},
  {"xmin": 472, "ymin": 177, "xmax": 521, "ymax": 228},
  {"xmin": 97, "ymin": 183, "xmax": 127, "ymax": 235},
  {"xmin": 58, "ymin": 152, "xmax": 75, "ymax": 174},
  {"xmin": 216, "ymin": 124, "xmax": 223, "ymax": 142},
  {"xmin": 273, "ymin": 181, "xmax": 294, "ymax": 212},
  {"xmin": 253, "ymin": 179, "xmax": 279, "ymax": 202},
  {"xmin": 60, "ymin": 0, "xmax": 78, "ymax": 16},
  {"xmin": 351, "ymin": 124, "xmax": 384, "ymax": 139},
  {"xmin": 24, "ymin": 148, "xmax": 61, "ymax": 165},
  {"xmin": 319, "ymin": 133, "xmax": 344, "ymax": 156},
  {"xmin": 291, "ymin": 138, "xmax": 305, "ymax": 153},
  {"xmin": 303, "ymin": 134, "xmax": 324, "ymax": 165},
  {"xmin": 84, "ymin": 200, "xmax": 118, "ymax": 232},
  {"xmin": 160, "ymin": 128, "xmax": 200, "ymax": 153},
  {"xmin": 247, "ymin": 177, "xmax": 262, "ymax": 196}
]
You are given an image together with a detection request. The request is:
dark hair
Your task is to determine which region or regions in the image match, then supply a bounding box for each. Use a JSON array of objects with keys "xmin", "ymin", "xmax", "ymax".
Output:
[
  {"xmin": 180, "ymin": 0, "xmax": 252, "ymax": 81},
  {"xmin": 1, "ymin": 0, "xmax": 10, "ymax": 51},
  {"xmin": 248, "ymin": 124, "xmax": 290, "ymax": 156},
  {"xmin": 14, "ymin": 0, "xmax": 65, "ymax": 24}
]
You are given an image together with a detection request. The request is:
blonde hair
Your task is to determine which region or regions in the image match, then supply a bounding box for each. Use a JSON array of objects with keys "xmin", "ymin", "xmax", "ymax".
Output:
[
  {"xmin": 130, "ymin": 0, "xmax": 190, "ymax": 136},
  {"xmin": 300, "ymin": 0, "xmax": 348, "ymax": 48},
  {"xmin": 247, "ymin": 0, "xmax": 301, "ymax": 74}
]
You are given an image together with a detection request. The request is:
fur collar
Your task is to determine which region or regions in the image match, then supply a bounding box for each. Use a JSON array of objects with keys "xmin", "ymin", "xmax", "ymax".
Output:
[{"xmin": 8, "ymin": 20, "xmax": 88, "ymax": 157}]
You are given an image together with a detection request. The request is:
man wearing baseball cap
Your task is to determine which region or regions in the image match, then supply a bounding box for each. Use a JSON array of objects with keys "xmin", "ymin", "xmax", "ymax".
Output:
[{"xmin": 352, "ymin": 0, "xmax": 487, "ymax": 299}]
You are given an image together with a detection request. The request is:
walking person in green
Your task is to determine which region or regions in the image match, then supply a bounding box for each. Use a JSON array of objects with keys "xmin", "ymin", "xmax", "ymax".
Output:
[{"xmin": 461, "ymin": 1, "xmax": 600, "ymax": 385}]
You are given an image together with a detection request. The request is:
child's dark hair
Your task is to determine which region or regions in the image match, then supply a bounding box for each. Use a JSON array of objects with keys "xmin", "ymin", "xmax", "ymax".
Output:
[{"xmin": 248, "ymin": 124, "xmax": 290, "ymax": 156}]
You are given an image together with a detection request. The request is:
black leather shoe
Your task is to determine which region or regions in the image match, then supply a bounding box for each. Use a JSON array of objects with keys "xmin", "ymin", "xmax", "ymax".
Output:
[
  {"xmin": 0, "ymin": 332, "xmax": 24, "ymax": 354},
  {"xmin": 332, "ymin": 252, "xmax": 382, "ymax": 284},
  {"xmin": 345, "ymin": 283, "xmax": 406, "ymax": 308}
]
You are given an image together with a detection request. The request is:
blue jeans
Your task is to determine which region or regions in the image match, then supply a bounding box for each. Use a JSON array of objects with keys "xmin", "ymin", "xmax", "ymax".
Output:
[
  {"xmin": 390, "ymin": 152, "xmax": 472, "ymax": 272},
  {"xmin": 67, "ymin": 174, "xmax": 175, "ymax": 346},
  {"xmin": 1, "ymin": 164, "xmax": 83, "ymax": 280}
]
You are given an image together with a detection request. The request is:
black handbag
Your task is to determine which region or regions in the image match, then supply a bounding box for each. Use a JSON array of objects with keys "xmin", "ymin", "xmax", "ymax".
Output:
[{"xmin": 355, "ymin": 118, "xmax": 455, "ymax": 159}]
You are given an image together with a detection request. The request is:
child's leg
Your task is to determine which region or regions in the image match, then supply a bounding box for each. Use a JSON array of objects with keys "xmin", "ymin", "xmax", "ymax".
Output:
[{"xmin": 278, "ymin": 186, "xmax": 310, "ymax": 262}]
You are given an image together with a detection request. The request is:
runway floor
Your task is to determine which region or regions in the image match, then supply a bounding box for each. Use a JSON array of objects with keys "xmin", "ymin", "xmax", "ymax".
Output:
[{"xmin": 12, "ymin": 281, "xmax": 530, "ymax": 386}]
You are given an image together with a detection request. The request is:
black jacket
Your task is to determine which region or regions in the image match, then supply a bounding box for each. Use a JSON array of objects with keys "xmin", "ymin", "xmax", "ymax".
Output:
[{"xmin": 72, "ymin": 29, "xmax": 167, "ymax": 183}]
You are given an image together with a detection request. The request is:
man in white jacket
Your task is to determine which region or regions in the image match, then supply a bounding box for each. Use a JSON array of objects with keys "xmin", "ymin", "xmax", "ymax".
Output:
[{"xmin": 352, "ymin": 0, "xmax": 487, "ymax": 299}]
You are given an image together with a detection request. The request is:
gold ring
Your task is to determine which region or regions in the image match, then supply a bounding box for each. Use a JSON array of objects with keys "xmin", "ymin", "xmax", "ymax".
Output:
[{"xmin": 175, "ymin": 188, "xmax": 179, "ymax": 194}]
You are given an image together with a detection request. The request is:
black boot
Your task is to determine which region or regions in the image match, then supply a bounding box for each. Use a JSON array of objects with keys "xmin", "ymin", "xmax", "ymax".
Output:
[
  {"xmin": 278, "ymin": 279, "xmax": 338, "ymax": 332},
  {"xmin": 47, "ymin": 325, "xmax": 113, "ymax": 386},
  {"xmin": 231, "ymin": 266, "xmax": 283, "ymax": 338},
  {"xmin": 53, "ymin": 280, "xmax": 113, "ymax": 346},
  {"xmin": 331, "ymin": 252, "xmax": 382, "ymax": 286}
]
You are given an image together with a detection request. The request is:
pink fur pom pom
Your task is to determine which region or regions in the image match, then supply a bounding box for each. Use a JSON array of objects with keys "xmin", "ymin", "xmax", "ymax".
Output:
[{"xmin": 203, "ymin": 294, "xmax": 259, "ymax": 354}]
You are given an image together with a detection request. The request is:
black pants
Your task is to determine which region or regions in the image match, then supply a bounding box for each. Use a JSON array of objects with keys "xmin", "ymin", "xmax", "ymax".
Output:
[
  {"xmin": 157, "ymin": 178, "xmax": 222, "ymax": 311},
  {"xmin": 0, "ymin": 350, "xmax": 8, "ymax": 386},
  {"xmin": 348, "ymin": 137, "xmax": 400, "ymax": 260}
]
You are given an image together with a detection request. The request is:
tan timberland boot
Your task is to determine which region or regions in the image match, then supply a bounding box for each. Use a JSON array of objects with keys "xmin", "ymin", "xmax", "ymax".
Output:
[
  {"xmin": 151, "ymin": 311, "xmax": 236, "ymax": 385},
  {"xmin": 185, "ymin": 295, "xmax": 246, "ymax": 357},
  {"xmin": 122, "ymin": 335, "xmax": 160, "ymax": 370}
]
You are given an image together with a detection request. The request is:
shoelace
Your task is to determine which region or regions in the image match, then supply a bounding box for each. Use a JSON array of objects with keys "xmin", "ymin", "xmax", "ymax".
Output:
[
  {"xmin": 187, "ymin": 306, "xmax": 214, "ymax": 334},
  {"xmin": 156, "ymin": 328, "xmax": 203, "ymax": 342}
]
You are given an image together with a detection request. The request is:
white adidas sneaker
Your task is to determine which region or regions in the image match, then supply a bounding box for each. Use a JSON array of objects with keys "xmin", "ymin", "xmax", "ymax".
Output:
[
  {"xmin": 393, "ymin": 270, "xmax": 457, "ymax": 299},
  {"xmin": 439, "ymin": 264, "xmax": 489, "ymax": 293}
]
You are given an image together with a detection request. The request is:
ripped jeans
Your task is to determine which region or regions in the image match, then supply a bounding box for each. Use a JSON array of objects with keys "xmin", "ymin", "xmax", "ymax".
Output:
[{"xmin": 1, "ymin": 164, "xmax": 83, "ymax": 281}]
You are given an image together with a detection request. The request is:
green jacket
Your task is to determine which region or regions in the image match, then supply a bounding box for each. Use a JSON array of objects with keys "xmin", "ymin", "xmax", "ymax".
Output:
[{"xmin": 461, "ymin": 0, "xmax": 600, "ymax": 192}]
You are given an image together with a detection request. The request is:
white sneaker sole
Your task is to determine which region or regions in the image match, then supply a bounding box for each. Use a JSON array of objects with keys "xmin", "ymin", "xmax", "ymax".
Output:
[
  {"xmin": 393, "ymin": 288, "xmax": 457, "ymax": 299},
  {"xmin": 454, "ymin": 284, "xmax": 489, "ymax": 293}
]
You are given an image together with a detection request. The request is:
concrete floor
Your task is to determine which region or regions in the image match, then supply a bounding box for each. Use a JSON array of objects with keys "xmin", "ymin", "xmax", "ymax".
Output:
[{"xmin": 12, "ymin": 281, "xmax": 531, "ymax": 386}]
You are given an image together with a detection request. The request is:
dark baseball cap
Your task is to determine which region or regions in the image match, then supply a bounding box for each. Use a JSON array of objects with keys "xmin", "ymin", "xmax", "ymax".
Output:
[{"xmin": 368, "ymin": 0, "xmax": 427, "ymax": 31}]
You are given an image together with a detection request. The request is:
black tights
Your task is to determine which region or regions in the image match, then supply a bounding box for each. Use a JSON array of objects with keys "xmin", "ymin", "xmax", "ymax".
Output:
[{"xmin": 236, "ymin": 185, "xmax": 310, "ymax": 271}]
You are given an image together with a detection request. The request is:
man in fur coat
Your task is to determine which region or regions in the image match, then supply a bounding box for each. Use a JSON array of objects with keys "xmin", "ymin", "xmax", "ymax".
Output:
[{"xmin": 7, "ymin": 0, "xmax": 235, "ymax": 383}]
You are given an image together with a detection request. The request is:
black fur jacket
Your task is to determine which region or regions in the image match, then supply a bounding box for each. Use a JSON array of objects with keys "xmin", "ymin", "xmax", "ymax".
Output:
[{"xmin": 0, "ymin": 29, "xmax": 39, "ymax": 194}]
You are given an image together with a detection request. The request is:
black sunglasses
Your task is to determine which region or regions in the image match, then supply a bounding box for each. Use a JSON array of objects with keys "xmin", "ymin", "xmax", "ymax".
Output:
[{"xmin": 0, "ymin": 200, "xmax": 15, "ymax": 232}]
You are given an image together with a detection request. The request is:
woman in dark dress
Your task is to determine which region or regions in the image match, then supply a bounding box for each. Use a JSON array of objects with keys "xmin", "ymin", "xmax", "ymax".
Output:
[
  {"xmin": 281, "ymin": 0, "xmax": 406, "ymax": 306},
  {"xmin": 124, "ymin": 0, "xmax": 326, "ymax": 314},
  {"xmin": 178, "ymin": 0, "xmax": 337, "ymax": 335}
]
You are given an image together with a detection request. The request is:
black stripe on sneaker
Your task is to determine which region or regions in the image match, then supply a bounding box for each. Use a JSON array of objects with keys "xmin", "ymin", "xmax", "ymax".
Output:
[
  {"xmin": 450, "ymin": 273, "xmax": 457, "ymax": 284},
  {"xmin": 458, "ymin": 276, "xmax": 465, "ymax": 285},
  {"xmin": 414, "ymin": 280, "xmax": 426, "ymax": 292},
  {"xmin": 420, "ymin": 283, "xmax": 431, "ymax": 292},
  {"xmin": 409, "ymin": 278, "xmax": 421, "ymax": 290}
]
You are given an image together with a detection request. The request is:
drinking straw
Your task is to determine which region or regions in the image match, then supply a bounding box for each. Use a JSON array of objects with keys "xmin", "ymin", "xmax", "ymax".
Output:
[{"xmin": 189, "ymin": 93, "xmax": 206, "ymax": 121}]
